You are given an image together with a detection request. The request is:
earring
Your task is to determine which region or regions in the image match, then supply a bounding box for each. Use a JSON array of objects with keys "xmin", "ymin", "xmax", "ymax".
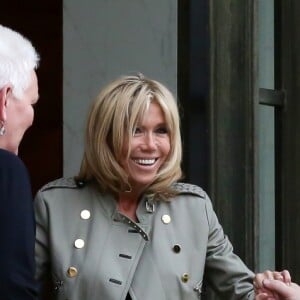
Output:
[
  {"xmin": 0, "ymin": 121, "xmax": 6, "ymax": 136},
  {"xmin": 124, "ymin": 184, "xmax": 132, "ymax": 193}
]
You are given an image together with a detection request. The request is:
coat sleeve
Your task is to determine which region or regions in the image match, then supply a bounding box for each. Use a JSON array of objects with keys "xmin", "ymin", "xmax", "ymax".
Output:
[
  {"xmin": 34, "ymin": 191, "xmax": 51, "ymax": 282},
  {"xmin": 0, "ymin": 150, "xmax": 38, "ymax": 299},
  {"xmin": 34, "ymin": 190, "xmax": 59, "ymax": 300},
  {"xmin": 203, "ymin": 193, "xmax": 255, "ymax": 299}
]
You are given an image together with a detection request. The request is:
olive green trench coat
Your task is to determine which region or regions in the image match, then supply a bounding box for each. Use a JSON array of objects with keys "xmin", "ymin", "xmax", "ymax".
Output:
[{"xmin": 34, "ymin": 178, "xmax": 255, "ymax": 300}]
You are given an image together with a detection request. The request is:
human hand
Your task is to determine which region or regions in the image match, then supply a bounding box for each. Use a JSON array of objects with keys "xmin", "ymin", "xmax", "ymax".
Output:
[
  {"xmin": 254, "ymin": 270, "xmax": 291, "ymax": 293},
  {"xmin": 255, "ymin": 279, "xmax": 300, "ymax": 300}
]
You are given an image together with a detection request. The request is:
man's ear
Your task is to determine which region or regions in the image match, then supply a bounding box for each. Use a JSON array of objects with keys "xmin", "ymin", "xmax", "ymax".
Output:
[{"xmin": 0, "ymin": 85, "xmax": 12, "ymax": 122}]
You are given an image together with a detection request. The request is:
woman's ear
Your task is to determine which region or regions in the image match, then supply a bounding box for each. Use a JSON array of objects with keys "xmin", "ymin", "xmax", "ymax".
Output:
[{"xmin": 0, "ymin": 85, "xmax": 12, "ymax": 122}]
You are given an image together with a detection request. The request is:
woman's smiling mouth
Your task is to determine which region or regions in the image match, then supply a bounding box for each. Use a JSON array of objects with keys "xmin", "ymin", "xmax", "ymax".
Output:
[{"xmin": 132, "ymin": 158, "xmax": 157, "ymax": 166}]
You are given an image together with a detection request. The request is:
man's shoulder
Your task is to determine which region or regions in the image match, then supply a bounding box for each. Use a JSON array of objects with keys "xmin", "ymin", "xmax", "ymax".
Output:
[
  {"xmin": 0, "ymin": 149, "xmax": 25, "ymax": 169},
  {"xmin": 0, "ymin": 149, "xmax": 29, "ymax": 184},
  {"xmin": 0, "ymin": 149, "xmax": 32, "ymax": 205}
]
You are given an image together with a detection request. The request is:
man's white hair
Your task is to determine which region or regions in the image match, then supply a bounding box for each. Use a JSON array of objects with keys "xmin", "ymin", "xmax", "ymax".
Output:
[{"xmin": 0, "ymin": 25, "xmax": 39, "ymax": 99}]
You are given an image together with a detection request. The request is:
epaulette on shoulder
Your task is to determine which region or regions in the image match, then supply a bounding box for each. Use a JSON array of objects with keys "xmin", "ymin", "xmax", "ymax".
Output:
[
  {"xmin": 171, "ymin": 182, "xmax": 205, "ymax": 198},
  {"xmin": 39, "ymin": 177, "xmax": 84, "ymax": 192}
]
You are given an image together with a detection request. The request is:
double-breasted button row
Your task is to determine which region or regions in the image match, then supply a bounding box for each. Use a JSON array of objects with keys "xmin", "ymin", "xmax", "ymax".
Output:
[
  {"xmin": 161, "ymin": 214, "xmax": 187, "ymax": 284},
  {"xmin": 68, "ymin": 209, "xmax": 91, "ymax": 278},
  {"xmin": 161, "ymin": 216, "xmax": 182, "ymax": 253},
  {"xmin": 73, "ymin": 209, "xmax": 91, "ymax": 249}
]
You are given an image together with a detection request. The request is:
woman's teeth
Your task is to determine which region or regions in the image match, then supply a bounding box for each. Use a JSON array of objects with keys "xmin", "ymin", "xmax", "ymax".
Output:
[{"xmin": 134, "ymin": 159, "xmax": 156, "ymax": 165}]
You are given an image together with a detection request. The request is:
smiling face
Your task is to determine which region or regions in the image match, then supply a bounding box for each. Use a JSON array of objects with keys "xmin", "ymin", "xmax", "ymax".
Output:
[
  {"xmin": 120, "ymin": 101, "xmax": 171, "ymax": 194},
  {"xmin": 2, "ymin": 70, "xmax": 39, "ymax": 153}
]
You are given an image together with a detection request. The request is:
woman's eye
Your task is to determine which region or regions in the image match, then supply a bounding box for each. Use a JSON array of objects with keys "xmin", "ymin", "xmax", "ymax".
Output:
[
  {"xmin": 133, "ymin": 127, "xmax": 142, "ymax": 136},
  {"xmin": 156, "ymin": 127, "xmax": 168, "ymax": 134}
]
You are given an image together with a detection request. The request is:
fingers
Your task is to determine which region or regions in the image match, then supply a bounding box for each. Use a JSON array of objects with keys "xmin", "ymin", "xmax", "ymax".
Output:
[
  {"xmin": 254, "ymin": 269, "xmax": 292, "ymax": 290},
  {"xmin": 254, "ymin": 270, "xmax": 281, "ymax": 289},
  {"xmin": 281, "ymin": 269, "xmax": 292, "ymax": 285},
  {"xmin": 256, "ymin": 293, "xmax": 276, "ymax": 300},
  {"xmin": 261, "ymin": 278, "xmax": 300, "ymax": 299},
  {"xmin": 262, "ymin": 279, "xmax": 290, "ymax": 295}
]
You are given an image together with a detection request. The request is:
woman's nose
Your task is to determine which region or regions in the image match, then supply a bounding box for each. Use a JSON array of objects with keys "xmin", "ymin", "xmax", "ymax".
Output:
[{"xmin": 142, "ymin": 133, "xmax": 157, "ymax": 150}]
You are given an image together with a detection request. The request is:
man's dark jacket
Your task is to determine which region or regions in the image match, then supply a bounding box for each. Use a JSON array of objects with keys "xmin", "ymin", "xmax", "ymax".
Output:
[{"xmin": 0, "ymin": 148, "xmax": 37, "ymax": 299}]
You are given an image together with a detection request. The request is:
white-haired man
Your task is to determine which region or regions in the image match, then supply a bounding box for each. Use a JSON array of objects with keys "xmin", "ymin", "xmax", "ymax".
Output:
[{"xmin": 0, "ymin": 24, "xmax": 39, "ymax": 299}]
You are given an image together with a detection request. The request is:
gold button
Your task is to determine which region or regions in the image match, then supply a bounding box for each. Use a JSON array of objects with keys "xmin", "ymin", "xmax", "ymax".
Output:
[
  {"xmin": 181, "ymin": 273, "xmax": 189, "ymax": 283},
  {"xmin": 80, "ymin": 209, "xmax": 91, "ymax": 220},
  {"xmin": 162, "ymin": 214, "xmax": 171, "ymax": 224},
  {"xmin": 173, "ymin": 244, "xmax": 181, "ymax": 253},
  {"xmin": 67, "ymin": 266, "xmax": 78, "ymax": 278},
  {"xmin": 74, "ymin": 239, "xmax": 85, "ymax": 249}
]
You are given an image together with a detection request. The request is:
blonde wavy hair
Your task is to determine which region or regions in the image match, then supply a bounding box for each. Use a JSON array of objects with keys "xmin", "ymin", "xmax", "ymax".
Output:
[{"xmin": 77, "ymin": 74, "xmax": 182, "ymax": 200}]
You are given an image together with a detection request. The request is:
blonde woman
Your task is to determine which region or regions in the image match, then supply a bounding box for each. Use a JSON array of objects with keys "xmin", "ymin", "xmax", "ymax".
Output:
[{"xmin": 35, "ymin": 74, "xmax": 255, "ymax": 299}]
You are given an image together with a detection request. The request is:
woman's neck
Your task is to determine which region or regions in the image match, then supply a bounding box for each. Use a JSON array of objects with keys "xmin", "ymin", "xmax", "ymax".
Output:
[{"xmin": 117, "ymin": 192, "xmax": 140, "ymax": 222}]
